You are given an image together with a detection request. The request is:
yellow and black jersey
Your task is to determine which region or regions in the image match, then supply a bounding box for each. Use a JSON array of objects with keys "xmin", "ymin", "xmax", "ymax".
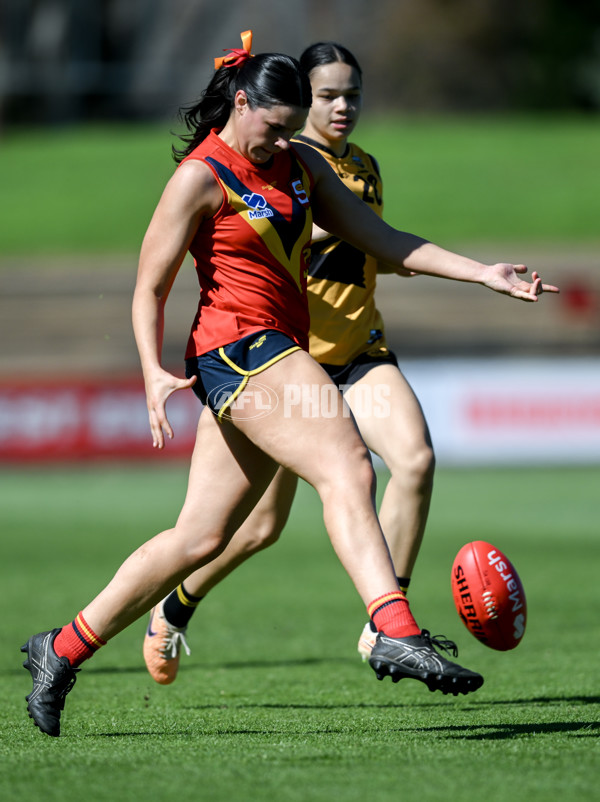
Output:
[{"xmin": 292, "ymin": 134, "xmax": 389, "ymax": 366}]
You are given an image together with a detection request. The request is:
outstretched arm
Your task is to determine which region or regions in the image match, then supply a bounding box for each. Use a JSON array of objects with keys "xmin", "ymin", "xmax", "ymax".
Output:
[{"xmin": 298, "ymin": 144, "xmax": 559, "ymax": 301}]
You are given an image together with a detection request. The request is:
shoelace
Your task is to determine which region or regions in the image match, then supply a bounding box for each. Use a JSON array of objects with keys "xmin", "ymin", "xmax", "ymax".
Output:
[
  {"xmin": 420, "ymin": 629, "xmax": 459, "ymax": 658},
  {"xmin": 41, "ymin": 662, "xmax": 79, "ymax": 710},
  {"xmin": 160, "ymin": 622, "xmax": 191, "ymax": 660},
  {"xmin": 55, "ymin": 671, "xmax": 79, "ymax": 708}
]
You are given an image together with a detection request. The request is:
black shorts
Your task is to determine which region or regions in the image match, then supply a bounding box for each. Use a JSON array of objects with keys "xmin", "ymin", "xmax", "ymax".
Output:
[
  {"xmin": 320, "ymin": 350, "xmax": 398, "ymax": 392},
  {"xmin": 185, "ymin": 329, "xmax": 301, "ymax": 418}
]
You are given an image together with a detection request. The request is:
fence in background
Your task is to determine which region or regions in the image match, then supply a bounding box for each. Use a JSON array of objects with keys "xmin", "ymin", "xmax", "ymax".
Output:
[{"xmin": 2, "ymin": 358, "xmax": 599, "ymax": 465}]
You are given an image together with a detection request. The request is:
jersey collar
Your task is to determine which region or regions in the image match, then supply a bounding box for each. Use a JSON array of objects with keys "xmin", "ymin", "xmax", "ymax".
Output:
[{"xmin": 293, "ymin": 134, "xmax": 350, "ymax": 160}]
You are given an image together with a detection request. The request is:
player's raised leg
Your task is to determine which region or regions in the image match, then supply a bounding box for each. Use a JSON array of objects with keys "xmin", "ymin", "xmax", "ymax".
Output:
[
  {"xmin": 345, "ymin": 363, "xmax": 436, "ymax": 659},
  {"xmin": 228, "ymin": 352, "xmax": 483, "ymax": 696}
]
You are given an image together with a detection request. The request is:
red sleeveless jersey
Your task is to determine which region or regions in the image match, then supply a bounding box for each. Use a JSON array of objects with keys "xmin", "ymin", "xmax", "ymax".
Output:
[{"xmin": 182, "ymin": 130, "xmax": 314, "ymax": 358}]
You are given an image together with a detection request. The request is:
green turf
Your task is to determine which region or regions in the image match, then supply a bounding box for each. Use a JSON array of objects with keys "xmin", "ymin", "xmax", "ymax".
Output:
[
  {"xmin": 359, "ymin": 115, "xmax": 600, "ymax": 246},
  {"xmin": 1, "ymin": 465, "xmax": 598, "ymax": 801},
  {"xmin": 0, "ymin": 125, "xmax": 173, "ymax": 255},
  {"xmin": 1, "ymin": 115, "xmax": 598, "ymax": 256}
]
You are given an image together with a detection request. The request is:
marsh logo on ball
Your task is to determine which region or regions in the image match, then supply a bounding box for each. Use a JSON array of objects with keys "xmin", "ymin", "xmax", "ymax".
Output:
[{"xmin": 451, "ymin": 541, "xmax": 527, "ymax": 651}]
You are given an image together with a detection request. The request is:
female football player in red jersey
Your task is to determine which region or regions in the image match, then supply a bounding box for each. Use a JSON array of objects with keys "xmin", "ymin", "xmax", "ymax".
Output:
[
  {"xmin": 142, "ymin": 42, "xmax": 440, "ymax": 684},
  {"xmin": 22, "ymin": 32, "xmax": 557, "ymax": 737}
]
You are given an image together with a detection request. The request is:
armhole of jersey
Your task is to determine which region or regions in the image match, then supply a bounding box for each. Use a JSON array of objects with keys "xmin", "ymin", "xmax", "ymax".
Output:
[
  {"xmin": 200, "ymin": 158, "xmax": 228, "ymax": 217},
  {"xmin": 366, "ymin": 151, "xmax": 383, "ymax": 209},
  {"xmin": 290, "ymin": 145, "xmax": 316, "ymax": 192},
  {"xmin": 368, "ymin": 153, "xmax": 381, "ymax": 178},
  {"xmin": 179, "ymin": 154, "xmax": 227, "ymax": 218}
]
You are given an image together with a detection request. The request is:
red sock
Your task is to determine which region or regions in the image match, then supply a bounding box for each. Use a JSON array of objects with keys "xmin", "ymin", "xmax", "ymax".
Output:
[
  {"xmin": 53, "ymin": 612, "xmax": 107, "ymax": 668},
  {"xmin": 368, "ymin": 591, "xmax": 421, "ymax": 638}
]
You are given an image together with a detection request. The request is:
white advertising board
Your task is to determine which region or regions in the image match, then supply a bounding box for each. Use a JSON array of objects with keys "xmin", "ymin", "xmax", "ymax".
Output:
[{"xmin": 400, "ymin": 358, "xmax": 600, "ymax": 465}]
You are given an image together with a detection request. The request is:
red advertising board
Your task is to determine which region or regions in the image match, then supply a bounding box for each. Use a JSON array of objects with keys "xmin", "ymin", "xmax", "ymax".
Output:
[{"xmin": 0, "ymin": 377, "xmax": 199, "ymax": 461}]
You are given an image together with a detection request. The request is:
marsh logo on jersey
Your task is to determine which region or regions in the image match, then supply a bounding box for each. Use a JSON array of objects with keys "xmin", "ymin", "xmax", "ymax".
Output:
[{"xmin": 242, "ymin": 192, "xmax": 273, "ymax": 220}]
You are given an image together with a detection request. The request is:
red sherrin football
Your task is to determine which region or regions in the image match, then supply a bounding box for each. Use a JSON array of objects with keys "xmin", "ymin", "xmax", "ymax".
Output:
[{"xmin": 451, "ymin": 541, "xmax": 527, "ymax": 651}]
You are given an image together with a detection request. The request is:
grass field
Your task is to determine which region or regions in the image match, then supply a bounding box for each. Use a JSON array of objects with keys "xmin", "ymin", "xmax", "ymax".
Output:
[
  {"xmin": 1, "ymin": 114, "xmax": 599, "ymax": 256},
  {"xmin": 1, "ymin": 464, "xmax": 598, "ymax": 802},
  {"xmin": 1, "ymin": 114, "xmax": 598, "ymax": 799}
]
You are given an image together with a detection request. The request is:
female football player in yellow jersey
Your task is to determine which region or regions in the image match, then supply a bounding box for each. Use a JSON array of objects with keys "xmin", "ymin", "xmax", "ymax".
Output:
[
  {"xmin": 22, "ymin": 34, "xmax": 557, "ymax": 737},
  {"xmin": 138, "ymin": 42, "xmax": 538, "ymax": 684}
]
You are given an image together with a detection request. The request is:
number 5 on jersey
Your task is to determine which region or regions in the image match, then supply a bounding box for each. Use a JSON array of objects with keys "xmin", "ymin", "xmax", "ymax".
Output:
[{"xmin": 291, "ymin": 179, "xmax": 309, "ymax": 205}]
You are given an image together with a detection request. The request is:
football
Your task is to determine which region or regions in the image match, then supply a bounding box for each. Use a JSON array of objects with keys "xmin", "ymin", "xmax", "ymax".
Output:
[{"xmin": 451, "ymin": 540, "xmax": 527, "ymax": 651}]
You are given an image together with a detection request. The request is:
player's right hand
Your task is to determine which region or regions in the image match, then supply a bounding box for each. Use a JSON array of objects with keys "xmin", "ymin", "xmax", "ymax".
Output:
[{"xmin": 144, "ymin": 369, "xmax": 197, "ymax": 449}]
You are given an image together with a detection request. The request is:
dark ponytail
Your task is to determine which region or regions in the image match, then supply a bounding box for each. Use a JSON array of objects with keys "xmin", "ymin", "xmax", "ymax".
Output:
[{"xmin": 173, "ymin": 53, "xmax": 312, "ymax": 163}]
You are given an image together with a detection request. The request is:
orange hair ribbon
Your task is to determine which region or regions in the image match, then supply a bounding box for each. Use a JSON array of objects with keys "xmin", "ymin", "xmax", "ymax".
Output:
[{"xmin": 214, "ymin": 30, "xmax": 254, "ymax": 70}]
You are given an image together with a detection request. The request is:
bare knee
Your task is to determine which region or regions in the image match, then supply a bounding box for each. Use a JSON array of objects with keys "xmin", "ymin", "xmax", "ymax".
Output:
[
  {"xmin": 234, "ymin": 504, "xmax": 288, "ymax": 555},
  {"xmin": 319, "ymin": 444, "xmax": 377, "ymax": 502},
  {"xmin": 178, "ymin": 531, "xmax": 229, "ymax": 572},
  {"xmin": 389, "ymin": 441, "xmax": 435, "ymax": 495}
]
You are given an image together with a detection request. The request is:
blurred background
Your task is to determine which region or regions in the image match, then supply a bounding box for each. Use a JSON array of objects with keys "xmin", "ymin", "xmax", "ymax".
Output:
[
  {"xmin": 1, "ymin": 0, "xmax": 599, "ymax": 464},
  {"xmin": 2, "ymin": 0, "xmax": 600, "ymax": 122}
]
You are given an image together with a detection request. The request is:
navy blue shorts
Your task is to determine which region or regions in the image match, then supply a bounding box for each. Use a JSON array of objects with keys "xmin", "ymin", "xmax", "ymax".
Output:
[
  {"xmin": 186, "ymin": 329, "xmax": 301, "ymax": 418},
  {"xmin": 320, "ymin": 349, "xmax": 398, "ymax": 391}
]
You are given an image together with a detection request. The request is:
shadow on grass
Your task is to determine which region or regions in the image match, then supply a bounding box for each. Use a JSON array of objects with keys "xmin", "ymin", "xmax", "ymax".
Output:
[
  {"xmin": 92, "ymin": 656, "xmax": 351, "ymax": 673},
  {"xmin": 53, "ymin": 692, "xmax": 598, "ymax": 740},
  {"xmin": 88, "ymin": 720, "xmax": 599, "ymax": 740},
  {"xmin": 2, "ymin": 656, "xmax": 344, "ymax": 679},
  {"xmin": 414, "ymin": 720, "xmax": 599, "ymax": 740},
  {"xmin": 181, "ymin": 694, "xmax": 600, "ymax": 711},
  {"xmin": 476, "ymin": 695, "xmax": 600, "ymax": 707}
]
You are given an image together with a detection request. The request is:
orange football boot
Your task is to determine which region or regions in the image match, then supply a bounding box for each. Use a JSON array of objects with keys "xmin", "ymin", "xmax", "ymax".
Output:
[{"xmin": 143, "ymin": 600, "xmax": 191, "ymax": 685}]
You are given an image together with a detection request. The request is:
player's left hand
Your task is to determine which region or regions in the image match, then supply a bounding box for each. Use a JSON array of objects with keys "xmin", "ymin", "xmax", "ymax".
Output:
[{"xmin": 482, "ymin": 264, "xmax": 560, "ymax": 302}]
